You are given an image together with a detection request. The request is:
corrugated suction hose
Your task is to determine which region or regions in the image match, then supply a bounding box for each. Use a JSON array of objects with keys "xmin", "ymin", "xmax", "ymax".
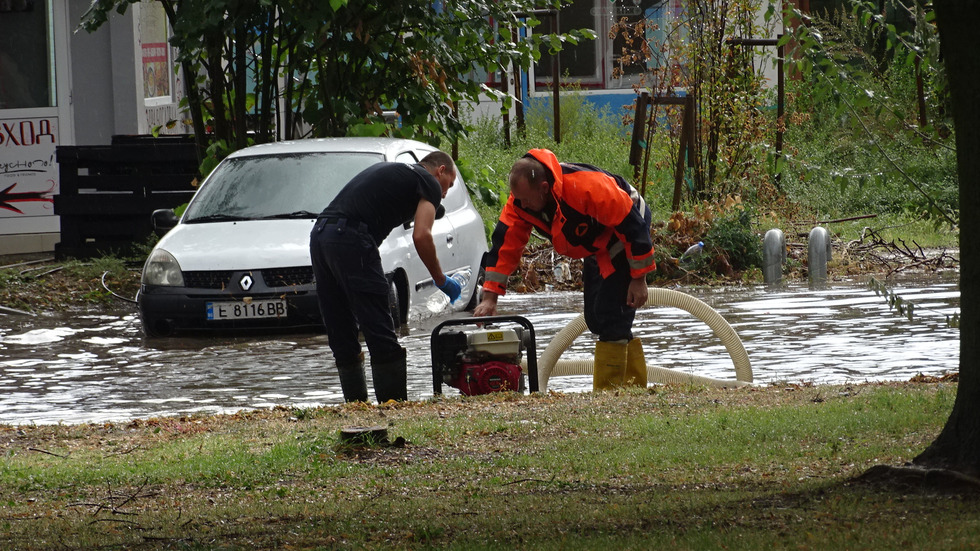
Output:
[{"xmin": 530, "ymin": 287, "xmax": 753, "ymax": 391}]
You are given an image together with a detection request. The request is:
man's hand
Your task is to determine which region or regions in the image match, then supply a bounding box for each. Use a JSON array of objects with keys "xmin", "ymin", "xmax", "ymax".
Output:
[
  {"xmin": 473, "ymin": 291, "xmax": 500, "ymax": 318},
  {"xmin": 438, "ymin": 274, "xmax": 462, "ymax": 303},
  {"xmin": 626, "ymin": 277, "xmax": 649, "ymax": 309}
]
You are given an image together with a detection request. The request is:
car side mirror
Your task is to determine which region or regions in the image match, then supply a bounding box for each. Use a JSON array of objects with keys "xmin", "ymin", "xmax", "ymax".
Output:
[{"xmin": 151, "ymin": 208, "xmax": 179, "ymax": 237}]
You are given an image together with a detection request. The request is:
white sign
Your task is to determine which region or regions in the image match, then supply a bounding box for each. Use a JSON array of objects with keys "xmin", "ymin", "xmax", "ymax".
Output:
[{"xmin": 0, "ymin": 117, "xmax": 59, "ymax": 219}]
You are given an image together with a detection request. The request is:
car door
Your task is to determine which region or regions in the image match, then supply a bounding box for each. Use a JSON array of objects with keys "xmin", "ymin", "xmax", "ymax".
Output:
[{"xmin": 439, "ymin": 161, "xmax": 489, "ymax": 307}]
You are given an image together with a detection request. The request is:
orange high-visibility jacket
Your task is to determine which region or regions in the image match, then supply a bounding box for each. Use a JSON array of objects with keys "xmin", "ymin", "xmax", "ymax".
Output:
[{"xmin": 483, "ymin": 149, "xmax": 656, "ymax": 296}]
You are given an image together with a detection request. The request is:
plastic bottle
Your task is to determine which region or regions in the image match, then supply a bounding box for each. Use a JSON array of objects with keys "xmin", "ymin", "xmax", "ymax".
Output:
[
  {"xmin": 426, "ymin": 270, "xmax": 471, "ymax": 313},
  {"xmin": 679, "ymin": 241, "xmax": 705, "ymax": 265},
  {"xmin": 553, "ymin": 260, "xmax": 570, "ymax": 282}
]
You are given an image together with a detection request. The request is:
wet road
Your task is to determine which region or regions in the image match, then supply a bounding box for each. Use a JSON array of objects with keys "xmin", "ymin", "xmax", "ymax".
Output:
[{"xmin": 0, "ymin": 273, "xmax": 960, "ymax": 425}]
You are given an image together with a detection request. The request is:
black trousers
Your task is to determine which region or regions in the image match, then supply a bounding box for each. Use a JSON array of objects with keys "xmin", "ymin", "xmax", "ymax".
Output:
[
  {"xmin": 583, "ymin": 252, "xmax": 637, "ymax": 342},
  {"xmin": 309, "ymin": 218, "xmax": 403, "ymax": 365}
]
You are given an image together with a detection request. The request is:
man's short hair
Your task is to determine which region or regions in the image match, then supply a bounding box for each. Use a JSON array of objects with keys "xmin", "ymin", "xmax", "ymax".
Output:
[
  {"xmin": 420, "ymin": 151, "xmax": 455, "ymax": 176},
  {"xmin": 510, "ymin": 156, "xmax": 551, "ymax": 188}
]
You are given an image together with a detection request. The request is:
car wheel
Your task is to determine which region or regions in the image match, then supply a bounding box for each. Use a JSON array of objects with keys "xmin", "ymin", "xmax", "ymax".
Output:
[
  {"xmin": 465, "ymin": 265, "xmax": 486, "ymax": 311},
  {"xmin": 388, "ymin": 277, "xmax": 401, "ymax": 329}
]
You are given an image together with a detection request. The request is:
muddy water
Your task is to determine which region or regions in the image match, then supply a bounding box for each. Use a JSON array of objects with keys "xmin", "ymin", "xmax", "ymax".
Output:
[{"xmin": 0, "ymin": 273, "xmax": 960, "ymax": 425}]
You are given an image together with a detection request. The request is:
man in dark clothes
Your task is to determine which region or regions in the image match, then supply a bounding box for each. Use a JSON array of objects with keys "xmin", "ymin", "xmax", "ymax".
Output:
[{"xmin": 310, "ymin": 150, "xmax": 462, "ymax": 403}]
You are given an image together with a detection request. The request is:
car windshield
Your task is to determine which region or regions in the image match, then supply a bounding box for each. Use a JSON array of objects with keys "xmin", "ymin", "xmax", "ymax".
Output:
[{"xmin": 183, "ymin": 152, "xmax": 383, "ymax": 222}]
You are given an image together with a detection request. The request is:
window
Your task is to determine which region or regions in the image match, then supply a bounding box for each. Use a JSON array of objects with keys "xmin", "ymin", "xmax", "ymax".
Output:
[
  {"xmin": 395, "ymin": 152, "xmax": 419, "ymax": 165},
  {"xmin": 140, "ymin": 0, "xmax": 172, "ymax": 102},
  {"xmin": 534, "ymin": 0, "xmax": 599, "ymax": 85},
  {"xmin": 0, "ymin": 0, "xmax": 55, "ymax": 109},
  {"xmin": 645, "ymin": 0, "xmax": 685, "ymax": 73},
  {"xmin": 184, "ymin": 153, "xmax": 383, "ymax": 220},
  {"xmin": 533, "ymin": 0, "xmax": 669, "ymax": 90}
]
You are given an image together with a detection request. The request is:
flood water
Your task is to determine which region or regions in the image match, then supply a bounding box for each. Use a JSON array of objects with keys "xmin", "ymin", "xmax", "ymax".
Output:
[{"xmin": 0, "ymin": 273, "xmax": 960, "ymax": 426}]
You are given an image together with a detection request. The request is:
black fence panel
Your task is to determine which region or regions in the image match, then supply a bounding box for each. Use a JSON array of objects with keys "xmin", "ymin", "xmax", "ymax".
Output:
[{"xmin": 54, "ymin": 135, "xmax": 199, "ymax": 259}]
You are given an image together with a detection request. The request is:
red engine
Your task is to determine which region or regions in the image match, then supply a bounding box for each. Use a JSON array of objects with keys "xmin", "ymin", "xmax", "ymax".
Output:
[
  {"xmin": 434, "ymin": 327, "xmax": 526, "ymax": 396},
  {"xmin": 450, "ymin": 360, "xmax": 523, "ymax": 396}
]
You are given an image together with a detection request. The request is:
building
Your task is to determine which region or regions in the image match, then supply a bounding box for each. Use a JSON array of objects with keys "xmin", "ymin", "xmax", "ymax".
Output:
[
  {"xmin": 474, "ymin": 0, "xmax": 782, "ymax": 133},
  {"xmin": 0, "ymin": 0, "xmax": 188, "ymax": 255}
]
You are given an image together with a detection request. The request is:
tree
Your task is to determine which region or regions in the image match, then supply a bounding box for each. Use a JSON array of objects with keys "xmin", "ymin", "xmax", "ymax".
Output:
[
  {"xmin": 911, "ymin": 0, "xmax": 980, "ymax": 477},
  {"xmin": 778, "ymin": 1, "xmax": 957, "ymax": 228},
  {"xmin": 79, "ymin": 0, "xmax": 594, "ymax": 172},
  {"xmin": 612, "ymin": 0, "xmax": 781, "ymax": 203}
]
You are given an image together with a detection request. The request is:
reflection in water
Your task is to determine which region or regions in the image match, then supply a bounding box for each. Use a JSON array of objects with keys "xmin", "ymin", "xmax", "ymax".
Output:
[{"xmin": 0, "ymin": 274, "xmax": 959, "ymax": 425}]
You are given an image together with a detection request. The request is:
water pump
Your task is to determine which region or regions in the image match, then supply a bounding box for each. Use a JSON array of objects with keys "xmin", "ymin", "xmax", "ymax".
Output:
[{"xmin": 430, "ymin": 316, "xmax": 539, "ymax": 396}]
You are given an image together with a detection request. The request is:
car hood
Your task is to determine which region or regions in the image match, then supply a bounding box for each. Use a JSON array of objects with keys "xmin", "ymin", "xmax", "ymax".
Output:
[{"xmin": 155, "ymin": 220, "xmax": 317, "ymax": 271}]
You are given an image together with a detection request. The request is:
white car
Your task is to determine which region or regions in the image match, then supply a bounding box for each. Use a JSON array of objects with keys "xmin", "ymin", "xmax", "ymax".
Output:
[{"xmin": 137, "ymin": 138, "xmax": 488, "ymax": 338}]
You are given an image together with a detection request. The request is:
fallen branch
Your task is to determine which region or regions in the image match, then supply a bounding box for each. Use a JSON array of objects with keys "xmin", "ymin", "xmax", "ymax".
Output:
[
  {"xmin": 0, "ymin": 257, "xmax": 54, "ymax": 270},
  {"xmin": 106, "ymin": 444, "xmax": 143, "ymax": 456},
  {"xmin": 855, "ymin": 464, "xmax": 980, "ymax": 494},
  {"xmin": 816, "ymin": 214, "xmax": 878, "ymax": 224},
  {"xmin": 28, "ymin": 447, "xmax": 66, "ymax": 458},
  {"xmin": 89, "ymin": 518, "xmax": 141, "ymax": 526},
  {"xmin": 0, "ymin": 304, "xmax": 35, "ymax": 316},
  {"xmin": 505, "ymin": 474, "xmax": 557, "ymax": 486},
  {"xmin": 30, "ymin": 267, "xmax": 64, "ymax": 279}
]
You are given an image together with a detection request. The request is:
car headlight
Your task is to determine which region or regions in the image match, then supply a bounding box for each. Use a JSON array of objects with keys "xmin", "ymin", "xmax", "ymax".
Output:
[{"xmin": 142, "ymin": 249, "xmax": 185, "ymax": 287}]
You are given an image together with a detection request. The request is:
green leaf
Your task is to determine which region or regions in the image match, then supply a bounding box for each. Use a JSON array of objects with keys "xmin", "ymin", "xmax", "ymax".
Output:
[{"xmin": 349, "ymin": 122, "xmax": 389, "ymax": 138}]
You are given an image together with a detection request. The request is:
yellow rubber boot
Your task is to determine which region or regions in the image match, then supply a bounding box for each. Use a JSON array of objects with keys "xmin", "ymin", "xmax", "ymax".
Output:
[
  {"xmin": 624, "ymin": 338, "xmax": 648, "ymax": 388},
  {"xmin": 593, "ymin": 340, "xmax": 629, "ymax": 391}
]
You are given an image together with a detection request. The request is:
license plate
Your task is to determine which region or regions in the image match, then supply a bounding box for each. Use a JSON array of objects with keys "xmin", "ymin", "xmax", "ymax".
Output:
[{"xmin": 206, "ymin": 299, "xmax": 287, "ymax": 320}]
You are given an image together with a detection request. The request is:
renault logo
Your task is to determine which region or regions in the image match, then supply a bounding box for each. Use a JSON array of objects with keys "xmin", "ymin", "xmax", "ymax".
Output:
[{"xmin": 239, "ymin": 274, "xmax": 254, "ymax": 291}]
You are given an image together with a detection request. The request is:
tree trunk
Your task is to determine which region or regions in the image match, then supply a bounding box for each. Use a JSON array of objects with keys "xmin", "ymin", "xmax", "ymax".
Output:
[
  {"xmin": 161, "ymin": 0, "xmax": 206, "ymax": 168},
  {"xmin": 912, "ymin": 0, "xmax": 980, "ymax": 476},
  {"xmin": 233, "ymin": 20, "xmax": 248, "ymax": 150},
  {"xmin": 206, "ymin": 36, "xmax": 231, "ymax": 144}
]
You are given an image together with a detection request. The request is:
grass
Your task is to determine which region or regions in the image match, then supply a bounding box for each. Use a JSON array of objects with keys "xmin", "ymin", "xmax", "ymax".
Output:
[
  {"xmin": 0, "ymin": 255, "xmax": 141, "ymax": 312},
  {"xmin": 833, "ymin": 213, "xmax": 959, "ymax": 249},
  {"xmin": 1, "ymin": 381, "xmax": 972, "ymax": 550}
]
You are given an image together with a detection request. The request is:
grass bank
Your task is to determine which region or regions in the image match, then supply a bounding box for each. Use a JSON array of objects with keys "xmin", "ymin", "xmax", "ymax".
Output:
[{"xmin": 1, "ymin": 381, "xmax": 973, "ymax": 550}]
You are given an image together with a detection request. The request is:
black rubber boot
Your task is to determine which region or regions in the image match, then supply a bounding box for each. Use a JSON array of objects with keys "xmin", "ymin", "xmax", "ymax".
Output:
[
  {"xmin": 336, "ymin": 352, "xmax": 368, "ymax": 402},
  {"xmin": 371, "ymin": 347, "xmax": 408, "ymax": 403}
]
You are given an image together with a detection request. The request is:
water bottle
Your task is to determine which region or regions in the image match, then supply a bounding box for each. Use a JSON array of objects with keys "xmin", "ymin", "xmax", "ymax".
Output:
[
  {"xmin": 679, "ymin": 241, "xmax": 704, "ymax": 265},
  {"xmin": 553, "ymin": 260, "xmax": 570, "ymax": 282},
  {"xmin": 426, "ymin": 270, "xmax": 470, "ymax": 313}
]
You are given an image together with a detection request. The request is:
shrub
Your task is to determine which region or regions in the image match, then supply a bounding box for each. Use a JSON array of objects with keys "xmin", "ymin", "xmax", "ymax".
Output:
[{"xmin": 706, "ymin": 206, "xmax": 763, "ymax": 271}]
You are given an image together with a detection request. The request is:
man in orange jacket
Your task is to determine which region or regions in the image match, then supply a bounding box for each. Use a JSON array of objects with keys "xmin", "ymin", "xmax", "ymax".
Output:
[{"xmin": 473, "ymin": 149, "xmax": 656, "ymax": 390}]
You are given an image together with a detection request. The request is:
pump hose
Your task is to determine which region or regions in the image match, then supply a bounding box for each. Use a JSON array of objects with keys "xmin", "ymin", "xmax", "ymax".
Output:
[{"xmin": 529, "ymin": 287, "xmax": 753, "ymax": 391}]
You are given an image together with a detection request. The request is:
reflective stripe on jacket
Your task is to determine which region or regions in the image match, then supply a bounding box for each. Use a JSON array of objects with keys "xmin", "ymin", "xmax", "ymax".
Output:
[{"xmin": 483, "ymin": 149, "xmax": 655, "ymax": 296}]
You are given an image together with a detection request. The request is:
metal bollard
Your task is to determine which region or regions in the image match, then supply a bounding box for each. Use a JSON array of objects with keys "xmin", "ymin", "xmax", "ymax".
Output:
[
  {"xmin": 763, "ymin": 229, "xmax": 786, "ymax": 285},
  {"xmin": 808, "ymin": 227, "xmax": 831, "ymax": 285}
]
